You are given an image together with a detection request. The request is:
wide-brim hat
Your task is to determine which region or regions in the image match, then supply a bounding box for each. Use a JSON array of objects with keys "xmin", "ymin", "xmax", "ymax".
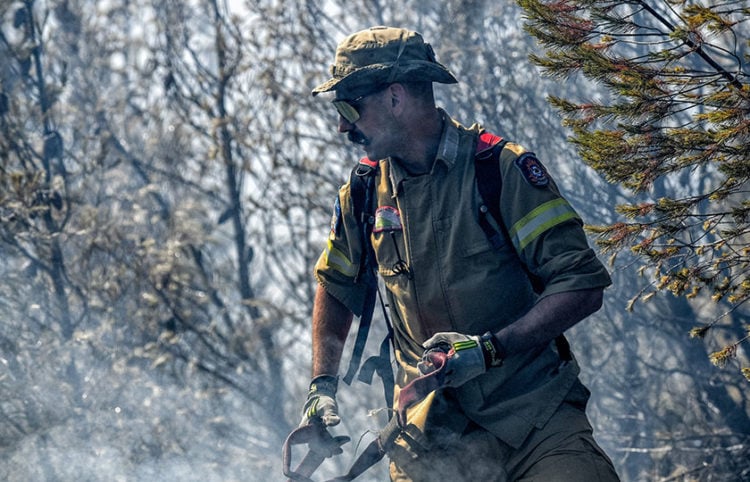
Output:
[{"xmin": 312, "ymin": 26, "xmax": 458, "ymax": 96}]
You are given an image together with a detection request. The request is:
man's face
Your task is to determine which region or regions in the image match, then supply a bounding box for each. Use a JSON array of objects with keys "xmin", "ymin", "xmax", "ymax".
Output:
[{"xmin": 334, "ymin": 86, "xmax": 398, "ymax": 160}]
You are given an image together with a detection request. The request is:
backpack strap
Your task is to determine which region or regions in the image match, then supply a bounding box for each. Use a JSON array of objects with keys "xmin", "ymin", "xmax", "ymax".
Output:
[
  {"xmin": 476, "ymin": 131, "xmax": 504, "ymax": 152},
  {"xmin": 475, "ymin": 133, "xmax": 509, "ymax": 250},
  {"xmin": 350, "ymin": 157, "xmax": 378, "ymax": 284},
  {"xmin": 342, "ymin": 158, "xmax": 396, "ymax": 401},
  {"xmin": 474, "ymin": 132, "xmax": 572, "ymax": 362}
]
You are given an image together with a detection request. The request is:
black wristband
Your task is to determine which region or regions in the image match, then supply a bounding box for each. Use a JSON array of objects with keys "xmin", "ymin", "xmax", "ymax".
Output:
[
  {"xmin": 308, "ymin": 374, "xmax": 338, "ymax": 398},
  {"xmin": 480, "ymin": 332, "xmax": 505, "ymax": 368}
]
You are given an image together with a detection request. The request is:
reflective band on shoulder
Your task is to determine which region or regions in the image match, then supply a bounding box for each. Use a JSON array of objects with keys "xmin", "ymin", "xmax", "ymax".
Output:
[
  {"xmin": 322, "ymin": 239, "xmax": 358, "ymax": 277},
  {"xmin": 509, "ymin": 199, "xmax": 580, "ymax": 251}
]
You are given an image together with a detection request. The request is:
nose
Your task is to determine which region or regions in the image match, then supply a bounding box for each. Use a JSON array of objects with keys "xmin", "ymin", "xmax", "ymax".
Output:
[{"xmin": 338, "ymin": 115, "xmax": 354, "ymax": 133}]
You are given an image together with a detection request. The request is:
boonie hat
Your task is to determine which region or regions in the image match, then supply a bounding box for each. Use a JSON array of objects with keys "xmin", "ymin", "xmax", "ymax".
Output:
[{"xmin": 312, "ymin": 26, "xmax": 458, "ymax": 96}]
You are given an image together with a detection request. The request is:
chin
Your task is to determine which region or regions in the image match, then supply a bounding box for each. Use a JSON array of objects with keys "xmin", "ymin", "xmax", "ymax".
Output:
[
  {"xmin": 363, "ymin": 145, "xmax": 387, "ymax": 161},
  {"xmin": 362, "ymin": 146, "xmax": 377, "ymax": 159}
]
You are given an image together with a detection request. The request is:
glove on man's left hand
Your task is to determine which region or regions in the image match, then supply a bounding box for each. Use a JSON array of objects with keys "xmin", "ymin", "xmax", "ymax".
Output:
[
  {"xmin": 420, "ymin": 331, "xmax": 504, "ymax": 388},
  {"xmin": 299, "ymin": 375, "xmax": 340, "ymax": 428}
]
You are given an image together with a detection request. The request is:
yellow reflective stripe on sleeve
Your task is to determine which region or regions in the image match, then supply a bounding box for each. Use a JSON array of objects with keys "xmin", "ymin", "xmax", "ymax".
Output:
[
  {"xmin": 509, "ymin": 198, "xmax": 580, "ymax": 251},
  {"xmin": 322, "ymin": 239, "xmax": 358, "ymax": 277}
]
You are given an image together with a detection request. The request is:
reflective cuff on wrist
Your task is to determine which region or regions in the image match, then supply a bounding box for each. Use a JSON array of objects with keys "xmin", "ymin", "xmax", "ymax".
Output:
[{"xmin": 480, "ymin": 332, "xmax": 505, "ymax": 368}]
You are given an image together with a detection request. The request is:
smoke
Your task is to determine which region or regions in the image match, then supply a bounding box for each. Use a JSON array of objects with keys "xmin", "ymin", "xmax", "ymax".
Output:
[{"xmin": 0, "ymin": 345, "xmax": 284, "ymax": 482}]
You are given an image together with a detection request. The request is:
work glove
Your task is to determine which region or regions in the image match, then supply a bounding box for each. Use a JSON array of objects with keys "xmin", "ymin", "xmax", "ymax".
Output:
[
  {"xmin": 419, "ymin": 331, "xmax": 504, "ymax": 388},
  {"xmin": 299, "ymin": 375, "xmax": 340, "ymax": 427}
]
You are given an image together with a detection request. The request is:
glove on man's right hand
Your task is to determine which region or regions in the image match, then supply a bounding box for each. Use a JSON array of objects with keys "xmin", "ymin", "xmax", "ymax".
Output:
[
  {"xmin": 419, "ymin": 331, "xmax": 505, "ymax": 388},
  {"xmin": 300, "ymin": 375, "xmax": 340, "ymax": 428}
]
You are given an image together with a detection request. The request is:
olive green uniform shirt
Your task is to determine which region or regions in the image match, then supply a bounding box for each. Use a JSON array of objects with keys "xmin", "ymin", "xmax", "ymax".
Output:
[{"xmin": 315, "ymin": 111, "xmax": 611, "ymax": 449}]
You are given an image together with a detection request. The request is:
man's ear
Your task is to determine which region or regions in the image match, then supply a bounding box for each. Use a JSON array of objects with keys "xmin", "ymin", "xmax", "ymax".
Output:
[{"xmin": 388, "ymin": 83, "xmax": 407, "ymax": 115}]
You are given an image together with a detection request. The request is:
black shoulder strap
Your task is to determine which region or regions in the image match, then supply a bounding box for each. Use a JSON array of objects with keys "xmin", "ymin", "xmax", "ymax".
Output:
[
  {"xmin": 475, "ymin": 139, "xmax": 509, "ymax": 250},
  {"xmin": 474, "ymin": 135, "xmax": 572, "ymax": 362},
  {"xmin": 350, "ymin": 158, "xmax": 378, "ymax": 284},
  {"xmin": 343, "ymin": 158, "xmax": 395, "ymax": 407},
  {"xmin": 475, "ymin": 138, "xmax": 550, "ymax": 292}
]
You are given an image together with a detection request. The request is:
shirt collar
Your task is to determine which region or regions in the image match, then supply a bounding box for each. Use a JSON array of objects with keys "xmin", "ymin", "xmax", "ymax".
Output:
[
  {"xmin": 386, "ymin": 109, "xmax": 463, "ymax": 190},
  {"xmin": 434, "ymin": 108, "xmax": 461, "ymax": 169}
]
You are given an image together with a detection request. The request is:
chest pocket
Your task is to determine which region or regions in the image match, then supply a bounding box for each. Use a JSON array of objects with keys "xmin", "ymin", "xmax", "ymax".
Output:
[
  {"xmin": 433, "ymin": 214, "xmax": 510, "ymax": 261},
  {"xmin": 371, "ymin": 205, "xmax": 411, "ymax": 278}
]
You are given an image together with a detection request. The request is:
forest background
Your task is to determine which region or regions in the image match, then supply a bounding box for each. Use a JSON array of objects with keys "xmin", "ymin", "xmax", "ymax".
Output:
[{"xmin": 1, "ymin": 1, "xmax": 748, "ymax": 481}]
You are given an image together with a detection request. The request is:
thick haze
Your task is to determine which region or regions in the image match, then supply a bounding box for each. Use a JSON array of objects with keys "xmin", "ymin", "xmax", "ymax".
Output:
[{"xmin": 0, "ymin": 1, "xmax": 748, "ymax": 481}]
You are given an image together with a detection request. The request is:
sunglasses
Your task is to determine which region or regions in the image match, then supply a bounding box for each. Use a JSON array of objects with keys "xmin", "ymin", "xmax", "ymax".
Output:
[{"xmin": 332, "ymin": 85, "xmax": 388, "ymax": 123}]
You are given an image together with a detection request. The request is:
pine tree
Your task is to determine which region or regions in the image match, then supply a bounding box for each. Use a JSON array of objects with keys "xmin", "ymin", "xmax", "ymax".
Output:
[{"xmin": 518, "ymin": 0, "xmax": 750, "ymax": 379}]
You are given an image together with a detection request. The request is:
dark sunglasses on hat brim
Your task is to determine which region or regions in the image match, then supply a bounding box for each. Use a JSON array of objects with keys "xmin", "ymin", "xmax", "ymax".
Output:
[{"xmin": 331, "ymin": 84, "xmax": 389, "ymax": 123}]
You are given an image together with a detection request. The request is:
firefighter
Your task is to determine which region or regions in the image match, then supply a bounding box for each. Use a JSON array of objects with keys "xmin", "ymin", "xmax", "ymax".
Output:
[{"xmin": 301, "ymin": 26, "xmax": 620, "ymax": 481}]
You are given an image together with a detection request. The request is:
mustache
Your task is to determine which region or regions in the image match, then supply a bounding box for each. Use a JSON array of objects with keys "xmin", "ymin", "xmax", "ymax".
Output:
[{"xmin": 347, "ymin": 129, "xmax": 368, "ymax": 145}]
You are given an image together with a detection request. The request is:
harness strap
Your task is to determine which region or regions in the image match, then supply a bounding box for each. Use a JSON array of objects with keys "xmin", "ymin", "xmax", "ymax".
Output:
[
  {"xmin": 341, "ymin": 286, "xmax": 377, "ymax": 386},
  {"xmin": 343, "ymin": 158, "xmax": 381, "ymax": 387},
  {"xmin": 475, "ymin": 136, "xmax": 509, "ymax": 250},
  {"xmin": 356, "ymin": 282, "xmax": 396, "ymax": 407},
  {"xmin": 357, "ymin": 334, "xmax": 395, "ymax": 408},
  {"xmin": 352, "ymin": 158, "xmax": 378, "ymax": 284}
]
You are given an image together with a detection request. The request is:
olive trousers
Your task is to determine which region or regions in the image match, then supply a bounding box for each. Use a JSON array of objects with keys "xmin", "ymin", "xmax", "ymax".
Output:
[{"xmin": 389, "ymin": 401, "xmax": 620, "ymax": 482}]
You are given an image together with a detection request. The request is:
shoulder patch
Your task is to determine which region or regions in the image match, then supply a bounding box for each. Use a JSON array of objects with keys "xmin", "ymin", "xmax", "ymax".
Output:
[{"xmin": 514, "ymin": 153, "xmax": 549, "ymax": 188}]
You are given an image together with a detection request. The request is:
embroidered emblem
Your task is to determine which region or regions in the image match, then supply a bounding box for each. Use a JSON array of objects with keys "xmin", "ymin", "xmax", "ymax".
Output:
[
  {"xmin": 329, "ymin": 197, "xmax": 342, "ymax": 238},
  {"xmin": 514, "ymin": 153, "xmax": 549, "ymax": 188},
  {"xmin": 373, "ymin": 206, "xmax": 402, "ymax": 233}
]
